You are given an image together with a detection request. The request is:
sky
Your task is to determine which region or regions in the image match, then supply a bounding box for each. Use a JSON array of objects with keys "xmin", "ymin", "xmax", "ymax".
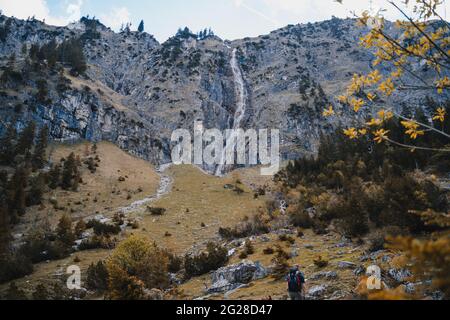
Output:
[{"xmin": 1, "ymin": 0, "xmax": 449, "ymax": 42}]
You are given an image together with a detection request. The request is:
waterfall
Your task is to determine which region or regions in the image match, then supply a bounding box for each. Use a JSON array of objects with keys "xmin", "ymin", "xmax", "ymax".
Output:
[{"xmin": 215, "ymin": 48, "xmax": 247, "ymax": 176}]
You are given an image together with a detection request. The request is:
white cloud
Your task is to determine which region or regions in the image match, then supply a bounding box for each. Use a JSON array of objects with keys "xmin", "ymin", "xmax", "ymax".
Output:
[
  {"xmin": 262, "ymin": 0, "xmax": 450, "ymax": 22},
  {"xmin": 0, "ymin": 0, "xmax": 83, "ymax": 26},
  {"xmin": 99, "ymin": 7, "xmax": 131, "ymax": 31}
]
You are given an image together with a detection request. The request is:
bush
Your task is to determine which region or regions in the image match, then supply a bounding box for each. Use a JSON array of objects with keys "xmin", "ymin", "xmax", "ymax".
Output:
[
  {"xmin": 74, "ymin": 220, "xmax": 86, "ymax": 238},
  {"xmin": 32, "ymin": 284, "xmax": 50, "ymax": 300},
  {"xmin": 19, "ymin": 230, "xmax": 71, "ymax": 263},
  {"xmin": 86, "ymin": 261, "xmax": 109, "ymax": 292},
  {"xmin": 243, "ymin": 241, "xmax": 255, "ymax": 255},
  {"xmin": 166, "ymin": 252, "xmax": 183, "ymax": 273},
  {"xmin": 184, "ymin": 242, "xmax": 228, "ymax": 278},
  {"xmin": 5, "ymin": 282, "xmax": 28, "ymax": 300},
  {"xmin": 87, "ymin": 220, "xmax": 121, "ymax": 236},
  {"xmin": 56, "ymin": 214, "xmax": 75, "ymax": 246},
  {"xmin": 313, "ymin": 256, "xmax": 329, "ymax": 268},
  {"xmin": 218, "ymin": 214, "xmax": 269, "ymax": 240},
  {"xmin": 278, "ymin": 234, "xmax": 295, "ymax": 244},
  {"xmin": 106, "ymin": 236, "xmax": 170, "ymax": 300},
  {"xmin": 147, "ymin": 207, "xmax": 166, "ymax": 216},
  {"xmin": 332, "ymin": 193, "xmax": 369, "ymax": 238},
  {"xmin": 271, "ymin": 245, "xmax": 290, "ymax": 280},
  {"xmin": 0, "ymin": 254, "xmax": 33, "ymax": 284},
  {"xmin": 263, "ymin": 247, "xmax": 275, "ymax": 255},
  {"xmin": 78, "ymin": 235, "xmax": 116, "ymax": 251},
  {"xmin": 289, "ymin": 209, "xmax": 313, "ymax": 228}
]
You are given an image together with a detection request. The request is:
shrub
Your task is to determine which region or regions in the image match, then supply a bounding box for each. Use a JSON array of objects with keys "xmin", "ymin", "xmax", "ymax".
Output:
[
  {"xmin": 74, "ymin": 220, "xmax": 86, "ymax": 238},
  {"xmin": 278, "ymin": 234, "xmax": 295, "ymax": 244},
  {"xmin": 106, "ymin": 236, "xmax": 170, "ymax": 300},
  {"xmin": 313, "ymin": 256, "xmax": 329, "ymax": 268},
  {"xmin": 243, "ymin": 241, "xmax": 255, "ymax": 255},
  {"xmin": 289, "ymin": 206, "xmax": 313, "ymax": 228},
  {"xmin": 56, "ymin": 214, "xmax": 75, "ymax": 246},
  {"xmin": 147, "ymin": 207, "xmax": 166, "ymax": 216},
  {"xmin": 86, "ymin": 261, "xmax": 109, "ymax": 292},
  {"xmin": 218, "ymin": 214, "xmax": 269, "ymax": 240},
  {"xmin": 0, "ymin": 254, "xmax": 33, "ymax": 284},
  {"xmin": 184, "ymin": 242, "xmax": 228, "ymax": 278},
  {"xmin": 32, "ymin": 284, "xmax": 50, "ymax": 300},
  {"xmin": 5, "ymin": 282, "xmax": 28, "ymax": 300},
  {"xmin": 334, "ymin": 196, "xmax": 369, "ymax": 238},
  {"xmin": 166, "ymin": 252, "xmax": 183, "ymax": 273},
  {"xmin": 78, "ymin": 235, "xmax": 116, "ymax": 251},
  {"xmin": 19, "ymin": 230, "xmax": 71, "ymax": 263},
  {"xmin": 271, "ymin": 245, "xmax": 290, "ymax": 280},
  {"xmin": 263, "ymin": 247, "xmax": 275, "ymax": 255},
  {"xmin": 87, "ymin": 220, "xmax": 121, "ymax": 236},
  {"xmin": 239, "ymin": 251, "xmax": 248, "ymax": 259}
]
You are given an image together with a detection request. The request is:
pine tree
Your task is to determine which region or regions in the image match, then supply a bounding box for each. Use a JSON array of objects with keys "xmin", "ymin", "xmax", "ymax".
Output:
[
  {"xmin": 72, "ymin": 169, "xmax": 80, "ymax": 192},
  {"xmin": 0, "ymin": 200, "xmax": 11, "ymax": 255},
  {"xmin": 60, "ymin": 39, "xmax": 87, "ymax": 75},
  {"xmin": 138, "ymin": 20, "xmax": 144, "ymax": 33},
  {"xmin": 0, "ymin": 123, "xmax": 17, "ymax": 165},
  {"xmin": 32, "ymin": 125, "xmax": 48, "ymax": 171},
  {"xmin": 26, "ymin": 174, "xmax": 45, "ymax": 206},
  {"xmin": 15, "ymin": 122, "xmax": 36, "ymax": 157},
  {"xmin": 36, "ymin": 79, "xmax": 49, "ymax": 104},
  {"xmin": 56, "ymin": 214, "xmax": 75, "ymax": 246},
  {"xmin": 61, "ymin": 153, "xmax": 76, "ymax": 190},
  {"xmin": 48, "ymin": 164, "xmax": 61, "ymax": 189},
  {"xmin": 7, "ymin": 166, "xmax": 28, "ymax": 223}
]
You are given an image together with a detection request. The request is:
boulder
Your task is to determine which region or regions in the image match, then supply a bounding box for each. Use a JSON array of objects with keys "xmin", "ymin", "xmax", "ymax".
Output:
[
  {"xmin": 337, "ymin": 261, "xmax": 357, "ymax": 269},
  {"xmin": 388, "ymin": 268, "xmax": 412, "ymax": 283},
  {"xmin": 207, "ymin": 261, "xmax": 267, "ymax": 294},
  {"xmin": 310, "ymin": 271, "xmax": 338, "ymax": 281},
  {"xmin": 307, "ymin": 285, "xmax": 328, "ymax": 299}
]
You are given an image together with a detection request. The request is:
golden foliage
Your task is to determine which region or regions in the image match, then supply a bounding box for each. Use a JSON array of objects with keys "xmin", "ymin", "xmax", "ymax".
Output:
[
  {"xmin": 106, "ymin": 235, "xmax": 170, "ymax": 300},
  {"xmin": 337, "ymin": 0, "xmax": 449, "ymax": 148},
  {"xmin": 387, "ymin": 211, "xmax": 450, "ymax": 298}
]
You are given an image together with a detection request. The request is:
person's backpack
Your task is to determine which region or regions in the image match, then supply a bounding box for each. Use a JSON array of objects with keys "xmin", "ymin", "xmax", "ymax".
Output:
[{"xmin": 287, "ymin": 270, "xmax": 301, "ymax": 292}]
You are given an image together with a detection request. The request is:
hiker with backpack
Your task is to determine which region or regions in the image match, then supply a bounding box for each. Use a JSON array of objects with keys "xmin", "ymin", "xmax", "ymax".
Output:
[{"xmin": 286, "ymin": 266, "xmax": 306, "ymax": 300}]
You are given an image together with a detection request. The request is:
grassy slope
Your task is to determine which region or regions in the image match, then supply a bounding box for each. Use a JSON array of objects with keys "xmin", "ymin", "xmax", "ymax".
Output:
[
  {"xmin": 1, "ymin": 146, "xmax": 372, "ymax": 299},
  {"xmin": 178, "ymin": 230, "xmax": 367, "ymax": 300},
  {"xmin": 14, "ymin": 141, "xmax": 160, "ymax": 233},
  {"xmin": 129, "ymin": 165, "xmax": 270, "ymax": 254}
]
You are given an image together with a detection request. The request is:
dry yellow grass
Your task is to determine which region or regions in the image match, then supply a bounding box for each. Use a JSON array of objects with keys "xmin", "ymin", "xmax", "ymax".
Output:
[
  {"xmin": 2, "ymin": 150, "xmax": 366, "ymax": 300},
  {"xmin": 14, "ymin": 141, "xmax": 160, "ymax": 234},
  {"xmin": 129, "ymin": 165, "xmax": 269, "ymax": 254},
  {"xmin": 178, "ymin": 229, "xmax": 366, "ymax": 300},
  {"xmin": 1, "ymin": 161, "xmax": 271, "ymax": 296}
]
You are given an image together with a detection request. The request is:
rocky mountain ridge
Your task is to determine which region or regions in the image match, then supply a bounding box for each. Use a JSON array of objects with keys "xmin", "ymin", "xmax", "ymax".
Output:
[{"xmin": 0, "ymin": 15, "xmax": 445, "ymax": 168}]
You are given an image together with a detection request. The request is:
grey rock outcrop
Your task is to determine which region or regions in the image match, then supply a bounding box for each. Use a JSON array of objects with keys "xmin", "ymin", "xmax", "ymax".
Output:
[
  {"xmin": 306, "ymin": 284, "xmax": 328, "ymax": 299},
  {"xmin": 1, "ymin": 15, "xmax": 447, "ymax": 169},
  {"xmin": 207, "ymin": 261, "xmax": 267, "ymax": 294}
]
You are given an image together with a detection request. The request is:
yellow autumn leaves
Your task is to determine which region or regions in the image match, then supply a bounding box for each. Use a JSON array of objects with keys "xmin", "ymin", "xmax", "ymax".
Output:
[
  {"xmin": 330, "ymin": 6, "xmax": 450, "ymax": 147},
  {"xmin": 401, "ymin": 121, "xmax": 425, "ymax": 140},
  {"xmin": 433, "ymin": 108, "xmax": 446, "ymax": 123},
  {"xmin": 322, "ymin": 105, "xmax": 335, "ymax": 117},
  {"xmin": 342, "ymin": 110, "xmax": 393, "ymax": 142},
  {"xmin": 342, "ymin": 127, "xmax": 390, "ymax": 143},
  {"xmin": 436, "ymin": 77, "xmax": 450, "ymax": 94}
]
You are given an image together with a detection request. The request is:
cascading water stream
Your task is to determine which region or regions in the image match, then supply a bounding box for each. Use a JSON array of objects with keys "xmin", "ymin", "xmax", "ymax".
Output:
[{"xmin": 215, "ymin": 48, "xmax": 247, "ymax": 176}]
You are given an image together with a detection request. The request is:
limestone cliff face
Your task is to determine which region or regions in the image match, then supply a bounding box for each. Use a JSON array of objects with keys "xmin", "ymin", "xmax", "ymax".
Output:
[{"xmin": 0, "ymin": 15, "xmax": 446, "ymax": 166}]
